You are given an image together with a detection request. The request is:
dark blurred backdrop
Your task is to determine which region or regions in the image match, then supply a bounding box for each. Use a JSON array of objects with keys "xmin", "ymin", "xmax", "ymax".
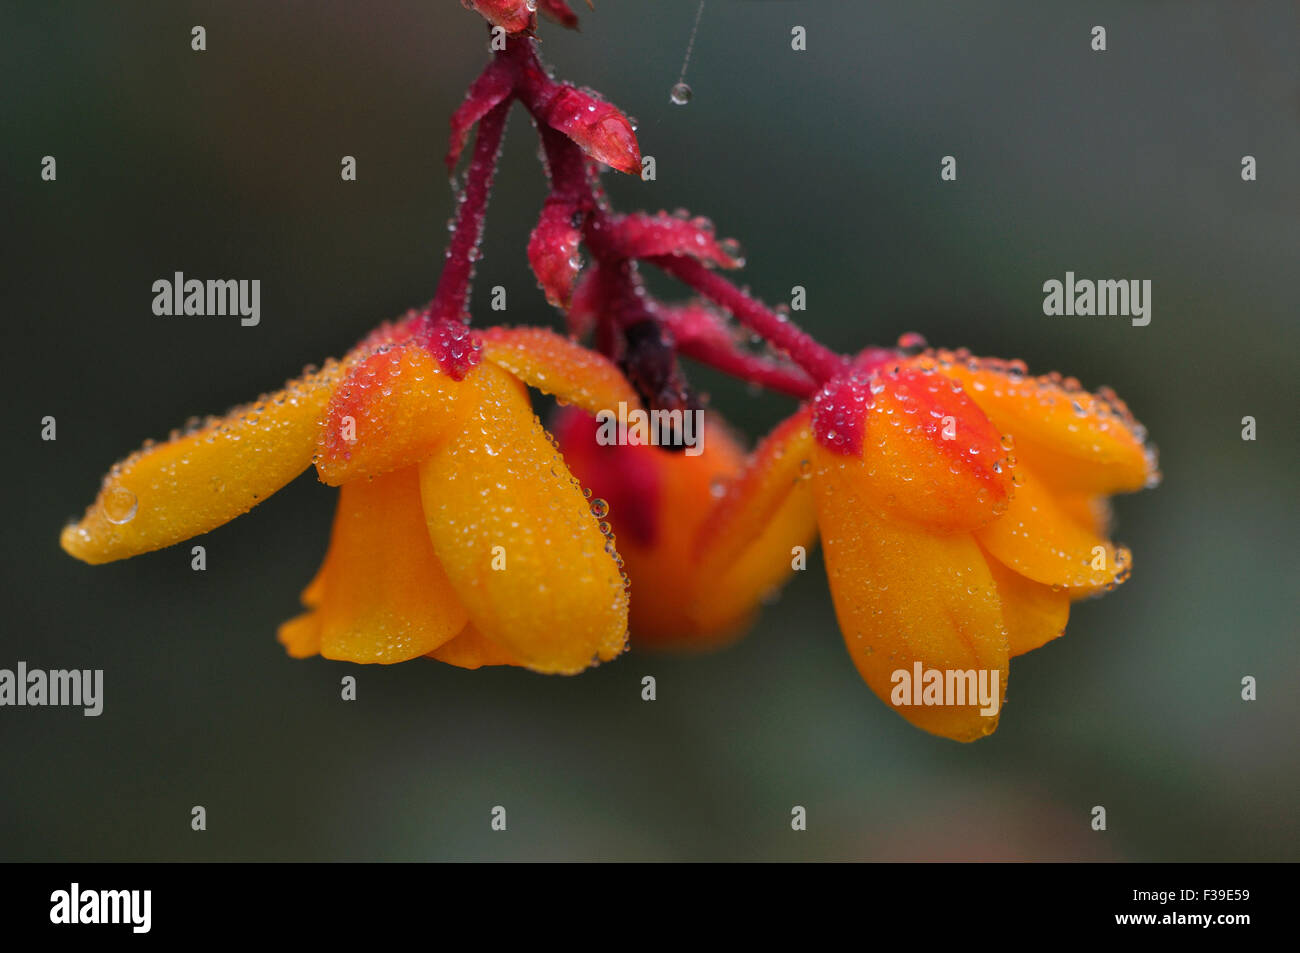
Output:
[{"xmin": 2, "ymin": 1, "xmax": 1297, "ymax": 860}]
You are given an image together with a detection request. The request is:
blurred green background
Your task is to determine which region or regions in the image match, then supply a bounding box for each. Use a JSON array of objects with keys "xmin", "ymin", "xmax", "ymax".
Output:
[{"xmin": 3, "ymin": 1, "xmax": 1297, "ymax": 861}]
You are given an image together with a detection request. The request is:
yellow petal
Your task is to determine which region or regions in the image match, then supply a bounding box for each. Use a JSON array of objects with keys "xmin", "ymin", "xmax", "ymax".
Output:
[
  {"xmin": 984, "ymin": 551, "xmax": 1069, "ymax": 657},
  {"xmin": 315, "ymin": 342, "xmax": 474, "ymax": 486},
  {"xmin": 426, "ymin": 623, "xmax": 522, "ymax": 669},
  {"xmin": 316, "ymin": 467, "xmax": 468, "ymax": 664},
  {"xmin": 418, "ymin": 363, "xmax": 629, "ymax": 674},
  {"xmin": 61, "ymin": 363, "xmax": 342, "ymax": 565},
  {"xmin": 814, "ymin": 443, "xmax": 1009, "ymax": 742},
  {"xmin": 480, "ymin": 326, "xmax": 642, "ymax": 416},
  {"xmin": 976, "ymin": 465, "xmax": 1131, "ymax": 596}
]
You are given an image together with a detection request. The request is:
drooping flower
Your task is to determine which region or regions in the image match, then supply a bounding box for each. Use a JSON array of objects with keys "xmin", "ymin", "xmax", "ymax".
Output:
[
  {"xmin": 802, "ymin": 346, "xmax": 1157, "ymax": 741},
  {"xmin": 61, "ymin": 317, "xmax": 640, "ymax": 674}
]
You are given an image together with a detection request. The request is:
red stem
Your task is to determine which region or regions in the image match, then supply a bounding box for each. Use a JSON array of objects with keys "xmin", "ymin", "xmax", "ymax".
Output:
[
  {"xmin": 427, "ymin": 99, "xmax": 511, "ymax": 324},
  {"xmin": 673, "ymin": 338, "xmax": 818, "ymax": 399},
  {"xmin": 438, "ymin": 37, "xmax": 849, "ymax": 398},
  {"xmin": 649, "ymin": 254, "xmax": 848, "ymax": 384}
]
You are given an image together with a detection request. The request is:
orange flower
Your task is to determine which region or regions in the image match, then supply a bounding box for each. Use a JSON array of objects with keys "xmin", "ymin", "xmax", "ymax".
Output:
[
  {"xmin": 61, "ymin": 319, "xmax": 639, "ymax": 675},
  {"xmin": 553, "ymin": 407, "xmax": 818, "ymax": 647},
  {"xmin": 804, "ymin": 348, "xmax": 1157, "ymax": 741}
]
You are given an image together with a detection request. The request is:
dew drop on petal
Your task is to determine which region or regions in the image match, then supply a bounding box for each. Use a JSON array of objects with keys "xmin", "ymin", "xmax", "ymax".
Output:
[{"xmin": 103, "ymin": 486, "xmax": 138, "ymax": 525}]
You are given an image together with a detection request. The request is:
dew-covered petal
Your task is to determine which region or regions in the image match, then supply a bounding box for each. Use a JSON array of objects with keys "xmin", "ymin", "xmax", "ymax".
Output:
[
  {"xmin": 984, "ymin": 550, "xmax": 1070, "ymax": 657},
  {"xmin": 813, "ymin": 367, "xmax": 1014, "ymax": 532},
  {"xmin": 315, "ymin": 467, "xmax": 468, "ymax": 664},
  {"xmin": 976, "ymin": 465, "xmax": 1131, "ymax": 596},
  {"xmin": 480, "ymin": 326, "xmax": 642, "ymax": 417},
  {"xmin": 418, "ymin": 363, "xmax": 629, "ymax": 674},
  {"xmin": 426, "ymin": 622, "xmax": 522, "ymax": 670},
  {"xmin": 315, "ymin": 342, "xmax": 475, "ymax": 486},
  {"xmin": 918, "ymin": 351, "xmax": 1157, "ymax": 495},
  {"xmin": 814, "ymin": 442, "xmax": 1009, "ymax": 742},
  {"xmin": 61, "ymin": 363, "xmax": 342, "ymax": 565}
]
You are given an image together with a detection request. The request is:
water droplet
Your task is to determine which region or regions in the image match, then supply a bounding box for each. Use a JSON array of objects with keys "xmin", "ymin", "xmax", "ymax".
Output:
[
  {"xmin": 589, "ymin": 498, "xmax": 610, "ymax": 518},
  {"xmin": 897, "ymin": 331, "xmax": 928, "ymax": 352},
  {"xmin": 103, "ymin": 485, "xmax": 138, "ymax": 524},
  {"xmin": 669, "ymin": 82, "xmax": 692, "ymax": 105}
]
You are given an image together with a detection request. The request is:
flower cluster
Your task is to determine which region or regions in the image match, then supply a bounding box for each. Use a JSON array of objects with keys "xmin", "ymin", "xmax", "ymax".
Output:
[{"xmin": 60, "ymin": 3, "xmax": 1157, "ymax": 740}]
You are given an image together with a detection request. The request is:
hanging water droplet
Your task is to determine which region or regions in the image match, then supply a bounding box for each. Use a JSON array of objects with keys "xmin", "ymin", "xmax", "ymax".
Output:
[
  {"xmin": 669, "ymin": 82, "xmax": 692, "ymax": 105},
  {"xmin": 590, "ymin": 498, "xmax": 609, "ymax": 518},
  {"xmin": 103, "ymin": 485, "xmax": 138, "ymax": 524}
]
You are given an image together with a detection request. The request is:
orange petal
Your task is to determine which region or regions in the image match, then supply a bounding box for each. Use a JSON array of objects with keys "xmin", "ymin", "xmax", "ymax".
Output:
[
  {"xmin": 976, "ymin": 465, "xmax": 1131, "ymax": 596},
  {"xmin": 480, "ymin": 326, "xmax": 642, "ymax": 416},
  {"xmin": 984, "ymin": 551, "xmax": 1070, "ymax": 657},
  {"xmin": 1055, "ymin": 493, "xmax": 1113, "ymax": 538},
  {"xmin": 277, "ymin": 612, "xmax": 322, "ymax": 659},
  {"xmin": 695, "ymin": 408, "xmax": 815, "ymax": 575},
  {"xmin": 315, "ymin": 467, "xmax": 468, "ymax": 664},
  {"xmin": 315, "ymin": 342, "xmax": 475, "ymax": 486},
  {"xmin": 690, "ymin": 479, "xmax": 819, "ymax": 639},
  {"xmin": 61, "ymin": 362, "xmax": 343, "ymax": 565},
  {"xmin": 814, "ymin": 442, "xmax": 1009, "ymax": 742},
  {"xmin": 917, "ymin": 351, "xmax": 1156, "ymax": 495},
  {"xmin": 815, "ymin": 366, "xmax": 1014, "ymax": 531},
  {"xmin": 686, "ymin": 409, "xmax": 819, "ymax": 639},
  {"xmin": 299, "ymin": 547, "xmax": 332, "ymax": 609},
  {"xmin": 568, "ymin": 414, "xmax": 747, "ymax": 645},
  {"xmin": 426, "ymin": 623, "xmax": 522, "ymax": 670},
  {"xmin": 418, "ymin": 363, "xmax": 629, "ymax": 674}
]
